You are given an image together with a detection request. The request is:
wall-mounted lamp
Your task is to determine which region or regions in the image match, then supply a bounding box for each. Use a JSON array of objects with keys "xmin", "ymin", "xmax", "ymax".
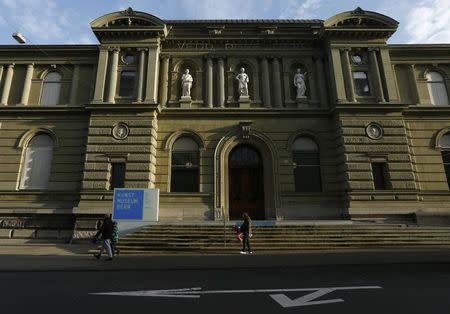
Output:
[{"xmin": 12, "ymin": 32, "xmax": 26, "ymax": 44}]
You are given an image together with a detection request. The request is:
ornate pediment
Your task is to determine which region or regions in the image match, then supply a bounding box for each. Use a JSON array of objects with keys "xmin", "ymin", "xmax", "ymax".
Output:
[
  {"xmin": 323, "ymin": 7, "xmax": 398, "ymax": 40},
  {"xmin": 90, "ymin": 7, "xmax": 167, "ymax": 42},
  {"xmin": 325, "ymin": 7, "xmax": 398, "ymax": 28}
]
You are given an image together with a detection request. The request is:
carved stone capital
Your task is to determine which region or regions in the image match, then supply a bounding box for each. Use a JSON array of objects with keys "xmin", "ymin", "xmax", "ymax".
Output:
[
  {"xmin": 108, "ymin": 47, "xmax": 121, "ymax": 53},
  {"xmin": 137, "ymin": 48, "xmax": 149, "ymax": 52},
  {"xmin": 367, "ymin": 47, "xmax": 380, "ymax": 52}
]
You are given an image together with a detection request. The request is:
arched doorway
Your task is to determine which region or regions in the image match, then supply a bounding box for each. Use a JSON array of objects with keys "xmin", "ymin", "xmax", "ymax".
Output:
[{"xmin": 228, "ymin": 145, "xmax": 265, "ymax": 220}]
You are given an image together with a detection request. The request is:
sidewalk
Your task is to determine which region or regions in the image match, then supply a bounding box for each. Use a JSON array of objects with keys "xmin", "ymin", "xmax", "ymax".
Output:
[{"xmin": 1, "ymin": 239, "xmax": 450, "ymax": 272}]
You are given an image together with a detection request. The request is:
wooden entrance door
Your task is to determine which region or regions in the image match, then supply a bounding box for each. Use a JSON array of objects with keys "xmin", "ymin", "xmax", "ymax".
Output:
[{"xmin": 229, "ymin": 145, "xmax": 264, "ymax": 220}]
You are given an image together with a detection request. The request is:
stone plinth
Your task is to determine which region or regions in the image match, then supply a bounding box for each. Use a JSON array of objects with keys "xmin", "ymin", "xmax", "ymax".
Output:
[
  {"xmin": 296, "ymin": 96, "xmax": 308, "ymax": 108},
  {"xmin": 180, "ymin": 96, "xmax": 192, "ymax": 108},
  {"xmin": 238, "ymin": 95, "xmax": 251, "ymax": 109}
]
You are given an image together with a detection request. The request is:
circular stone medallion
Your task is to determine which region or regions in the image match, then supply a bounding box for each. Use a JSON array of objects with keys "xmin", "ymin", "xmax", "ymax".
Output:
[
  {"xmin": 112, "ymin": 123, "xmax": 129, "ymax": 140},
  {"xmin": 366, "ymin": 123, "xmax": 383, "ymax": 140}
]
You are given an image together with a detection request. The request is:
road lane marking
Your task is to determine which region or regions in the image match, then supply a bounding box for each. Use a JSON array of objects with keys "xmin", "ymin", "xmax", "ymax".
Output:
[{"xmin": 91, "ymin": 285, "xmax": 382, "ymax": 307}]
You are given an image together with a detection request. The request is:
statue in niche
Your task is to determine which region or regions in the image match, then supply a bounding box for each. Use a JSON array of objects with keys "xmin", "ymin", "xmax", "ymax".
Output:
[
  {"xmin": 236, "ymin": 67, "xmax": 250, "ymax": 96},
  {"xmin": 181, "ymin": 69, "xmax": 193, "ymax": 97},
  {"xmin": 294, "ymin": 68, "xmax": 308, "ymax": 98}
]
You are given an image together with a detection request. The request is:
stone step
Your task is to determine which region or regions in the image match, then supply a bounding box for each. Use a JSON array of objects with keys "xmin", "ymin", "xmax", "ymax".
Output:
[{"xmin": 117, "ymin": 224, "xmax": 450, "ymax": 253}]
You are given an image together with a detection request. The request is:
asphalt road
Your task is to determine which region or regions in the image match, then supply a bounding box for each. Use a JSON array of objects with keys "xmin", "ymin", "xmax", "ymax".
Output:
[{"xmin": 1, "ymin": 262, "xmax": 450, "ymax": 314}]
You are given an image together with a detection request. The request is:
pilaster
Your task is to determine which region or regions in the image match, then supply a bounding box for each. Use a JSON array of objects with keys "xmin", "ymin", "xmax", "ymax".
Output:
[
  {"xmin": 217, "ymin": 57, "xmax": 225, "ymax": 108},
  {"xmin": 106, "ymin": 48, "xmax": 120, "ymax": 104},
  {"xmin": 0, "ymin": 64, "xmax": 14, "ymax": 106},
  {"xmin": 159, "ymin": 56, "xmax": 170, "ymax": 107},
  {"xmin": 206, "ymin": 57, "xmax": 213, "ymax": 108},
  {"xmin": 20, "ymin": 63, "xmax": 34, "ymax": 105},
  {"xmin": 69, "ymin": 65, "xmax": 80, "ymax": 105},
  {"xmin": 144, "ymin": 42, "xmax": 161, "ymax": 104},
  {"xmin": 272, "ymin": 58, "xmax": 283, "ymax": 107},
  {"xmin": 261, "ymin": 57, "xmax": 271, "ymax": 107},
  {"xmin": 340, "ymin": 48, "xmax": 356, "ymax": 102},
  {"xmin": 92, "ymin": 48, "xmax": 109, "ymax": 103},
  {"xmin": 368, "ymin": 48, "xmax": 386, "ymax": 103},
  {"xmin": 136, "ymin": 48, "xmax": 148, "ymax": 103}
]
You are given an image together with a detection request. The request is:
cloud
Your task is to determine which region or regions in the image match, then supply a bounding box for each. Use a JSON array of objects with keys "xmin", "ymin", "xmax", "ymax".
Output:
[
  {"xmin": 0, "ymin": 0, "xmax": 93, "ymax": 44},
  {"xmin": 279, "ymin": 0, "xmax": 323, "ymax": 19},
  {"xmin": 404, "ymin": 0, "xmax": 450, "ymax": 43}
]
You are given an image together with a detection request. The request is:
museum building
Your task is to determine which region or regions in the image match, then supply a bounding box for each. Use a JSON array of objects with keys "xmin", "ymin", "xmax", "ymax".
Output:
[{"xmin": 1, "ymin": 7, "xmax": 450, "ymax": 229}]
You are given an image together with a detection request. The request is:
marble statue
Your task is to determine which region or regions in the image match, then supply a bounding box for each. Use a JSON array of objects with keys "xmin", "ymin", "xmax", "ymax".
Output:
[
  {"xmin": 294, "ymin": 68, "xmax": 307, "ymax": 98},
  {"xmin": 181, "ymin": 69, "xmax": 193, "ymax": 97},
  {"xmin": 236, "ymin": 67, "xmax": 250, "ymax": 96}
]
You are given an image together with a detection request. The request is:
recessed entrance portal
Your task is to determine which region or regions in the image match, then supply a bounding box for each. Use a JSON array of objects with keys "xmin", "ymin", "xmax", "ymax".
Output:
[{"xmin": 228, "ymin": 145, "xmax": 265, "ymax": 220}]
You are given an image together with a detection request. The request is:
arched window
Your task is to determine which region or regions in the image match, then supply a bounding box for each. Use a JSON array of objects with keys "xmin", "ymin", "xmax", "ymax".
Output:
[
  {"xmin": 292, "ymin": 137, "xmax": 322, "ymax": 192},
  {"xmin": 440, "ymin": 133, "xmax": 450, "ymax": 189},
  {"xmin": 426, "ymin": 71, "xmax": 449, "ymax": 106},
  {"xmin": 41, "ymin": 72, "xmax": 62, "ymax": 105},
  {"xmin": 171, "ymin": 137, "xmax": 199, "ymax": 192},
  {"xmin": 19, "ymin": 134, "xmax": 54, "ymax": 189},
  {"xmin": 119, "ymin": 71, "xmax": 136, "ymax": 97}
]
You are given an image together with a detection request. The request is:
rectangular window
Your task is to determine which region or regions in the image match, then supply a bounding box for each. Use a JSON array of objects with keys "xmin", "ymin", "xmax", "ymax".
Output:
[
  {"xmin": 119, "ymin": 71, "xmax": 136, "ymax": 97},
  {"xmin": 353, "ymin": 71, "xmax": 370, "ymax": 96},
  {"xmin": 442, "ymin": 151, "xmax": 450, "ymax": 189},
  {"xmin": 110, "ymin": 163, "xmax": 126, "ymax": 190},
  {"xmin": 171, "ymin": 152, "xmax": 199, "ymax": 192},
  {"xmin": 293, "ymin": 152, "xmax": 322, "ymax": 192},
  {"xmin": 372, "ymin": 162, "xmax": 390, "ymax": 190}
]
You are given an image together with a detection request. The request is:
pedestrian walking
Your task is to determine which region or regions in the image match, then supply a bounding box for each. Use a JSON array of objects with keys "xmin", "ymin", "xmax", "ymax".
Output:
[
  {"xmin": 93, "ymin": 214, "xmax": 114, "ymax": 261},
  {"xmin": 110, "ymin": 219, "xmax": 120, "ymax": 257},
  {"xmin": 240, "ymin": 212, "xmax": 253, "ymax": 254}
]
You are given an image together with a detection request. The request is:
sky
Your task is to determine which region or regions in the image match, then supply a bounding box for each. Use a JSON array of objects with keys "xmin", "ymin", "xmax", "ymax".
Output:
[{"xmin": 0, "ymin": 0, "xmax": 449, "ymax": 45}]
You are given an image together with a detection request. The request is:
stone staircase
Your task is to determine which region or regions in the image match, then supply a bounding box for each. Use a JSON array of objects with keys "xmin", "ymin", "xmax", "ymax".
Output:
[{"xmin": 116, "ymin": 223, "xmax": 450, "ymax": 254}]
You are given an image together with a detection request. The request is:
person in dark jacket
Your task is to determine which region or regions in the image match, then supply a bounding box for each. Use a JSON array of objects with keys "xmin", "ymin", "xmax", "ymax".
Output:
[
  {"xmin": 240, "ymin": 212, "xmax": 252, "ymax": 254},
  {"xmin": 110, "ymin": 219, "xmax": 120, "ymax": 257},
  {"xmin": 93, "ymin": 214, "xmax": 114, "ymax": 260}
]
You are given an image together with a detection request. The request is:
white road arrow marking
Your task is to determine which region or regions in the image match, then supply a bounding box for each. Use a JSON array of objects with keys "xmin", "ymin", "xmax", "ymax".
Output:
[{"xmin": 91, "ymin": 285, "xmax": 382, "ymax": 307}]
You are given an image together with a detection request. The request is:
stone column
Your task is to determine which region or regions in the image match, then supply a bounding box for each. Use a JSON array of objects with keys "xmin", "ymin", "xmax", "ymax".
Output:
[
  {"xmin": 159, "ymin": 56, "xmax": 170, "ymax": 107},
  {"xmin": 341, "ymin": 48, "xmax": 356, "ymax": 102},
  {"xmin": 69, "ymin": 65, "xmax": 80, "ymax": 105},
  {"xmin": 206, "ymin": 57, "xmax": 213, "ymax": 108},
  {"xmin": 136, "ymin": 48, "xmax": 147, "ymax": 103},
  {"xmin": 272, "ymin": 58, "xmax": 283, "ymax": 107},
  {"xmin": 144, "ymin": 44, "xmax": 161, "ymax": 104},
  {"xmin": 0, "ymin": 64, "xmax": 14, "ymax": 106},
  {"xmin": 226, "ymin": 69, "xmax": 235, "ymax": 106},
  {"xmin": 92, "ymin": 48, "xmax": 109, "ymax": 103},
  {"xmin": 369, "ymin": 48, "xmax": 386, "ymax": 103},
  {"xmin": 315, "ymin": 57, "xmax": 327, "ymax": 107},
  {"xmin": 409, "ymin": 64, "xmax": 420, "ymax": 105},
  {"xmin": 261, "ymin": 57, "xmax": 271, "ymax": 107},
  {"xmin": 20, "ymin": 63, "xmax": 34, "ymax": 105},
  {"xmin": 0, "ymin": 65, "xmax": 3, "ymax": 85},
  {"xmin": 106, "ymin": 48, "xmax": 120, "ymax": 103},
  {"xmin": 217, "ymin": 57, "xmax": 225, "ymax": 108}
]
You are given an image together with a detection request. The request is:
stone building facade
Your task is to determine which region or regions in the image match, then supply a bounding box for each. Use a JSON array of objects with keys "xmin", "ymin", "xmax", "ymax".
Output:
[{"xmin": 1, "ymin": 7, "xmax": 450, "ymax": 228}]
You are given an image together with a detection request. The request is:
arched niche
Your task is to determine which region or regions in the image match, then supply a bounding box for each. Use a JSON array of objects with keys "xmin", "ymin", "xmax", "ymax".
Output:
[
  {"xmin": 289, "ymin": 62, "xmax": 310, "ymax": 101},
  {"xmin": 229, "ymin": 59, "xmax": 259, "ymax": 102},
  {"xmin": 172, "ymin": 59, "xmax": 202, "ymax": 101}
]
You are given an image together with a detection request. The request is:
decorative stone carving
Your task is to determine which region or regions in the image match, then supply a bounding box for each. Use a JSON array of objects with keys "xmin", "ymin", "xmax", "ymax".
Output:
[
  {"xmin": 365, "ymin": 123, "xmax": 383, "ymax": 140},
  {"xmin": 239, "ymin": 121, "xmax": 253, "ymax": 139},
  {"xmin": 181, "ymin": 69, "xmax": 193, "ymax": 97},
  {"xmin": 294, "ymin": 68, "xmax": 307, "ymax": 99},
  {"xmin": 236, "ymin": 67, "xmax": 250, "ymax": 96},
  {"xmin": 112, "ymin": 123, "xmax": 129, "ymax": 140}
]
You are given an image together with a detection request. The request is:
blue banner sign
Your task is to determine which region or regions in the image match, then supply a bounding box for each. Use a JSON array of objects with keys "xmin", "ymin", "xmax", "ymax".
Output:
[{"xmin": 113, "ymin": 189, "xmax": 144, "ymax": 220}]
